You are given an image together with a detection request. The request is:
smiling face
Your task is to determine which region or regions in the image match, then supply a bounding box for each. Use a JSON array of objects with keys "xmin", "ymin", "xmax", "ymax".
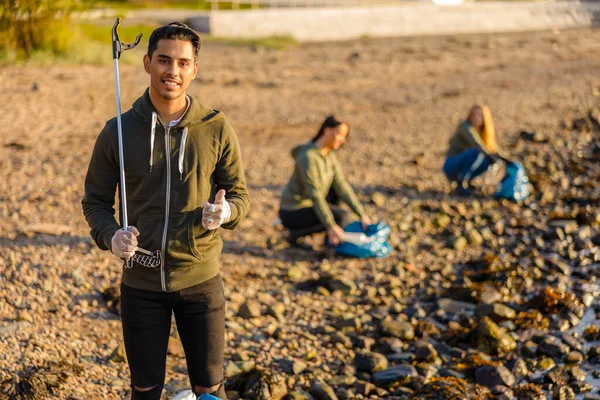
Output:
[{"xmin": 144, "ymin": 39, "xmax": 198, "ymax": 102}]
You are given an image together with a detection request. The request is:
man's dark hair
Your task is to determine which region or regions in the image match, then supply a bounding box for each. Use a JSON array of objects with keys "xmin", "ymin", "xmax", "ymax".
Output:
[{"xmin": 147, "ymin": 22, "xmax": 201, "ymax": 59}]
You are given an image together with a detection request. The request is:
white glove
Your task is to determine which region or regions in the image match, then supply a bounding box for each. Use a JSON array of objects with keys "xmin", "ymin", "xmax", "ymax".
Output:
[
  {"xmin": 202, "ymin": 189, "xmax": 231, "ymax": 230},
  {"xmin": 111, "ymin": 226, "xmax": 140, "ymax": 259}
]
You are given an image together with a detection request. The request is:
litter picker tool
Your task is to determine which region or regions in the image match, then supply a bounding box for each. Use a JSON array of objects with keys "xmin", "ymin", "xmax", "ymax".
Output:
[{"xmin": 112, "ymin": 19, "xmax": 160, "ymax": 269}]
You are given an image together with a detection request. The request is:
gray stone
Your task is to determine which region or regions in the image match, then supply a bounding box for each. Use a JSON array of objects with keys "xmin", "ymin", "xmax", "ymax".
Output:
[
  {"xmin": 238, "ymin": 300, "xmax": 261, "ymax": 319},
  {"xmin": 330, "ymin": 331, "xmax": 352, "ymax": 348},
  {"xmin": 328, "ymin": 278, "xmax": 357, "ymax": 295},
  {"xmin": 437, "ymin": 298, "xmax": 476, "ymax": 314},
  {"xmin": 475, "ymin": 317, "xmax": 517, "ymax": 355},
  {"xmin": 280, "ymin": 358, "xmax": 307, "ymax": 375},
  {"xmin": 537, "ymin": 337, "xmax": 569, "ymax": 358},
  {"xmin": 474, "ymin": 365, "xmax": 515, "ymax": 388},
  {"xmin": 377, "ymin": 338, "xmax": 405, "ymax": 354},
  {"xmin": 372, "ymin": 365, "xmax": 418, "ymax": 386},
  {"xmin": 414, "ymin": 342, "xmax": 438, "ymax": 363},
  {"xmin": 475, "ymin": 303, "xmax": 517, "ymax": 322},
  {"xmin": 564, "ymin": 351, "xmax": 583, "ymax": 364},
  {"xmin": 224, "ymin": 360, "xmax": 241, "ymax": 378},
  {"xmin": 379, "ymin": 319, "xmax": 414, "ymax": 341},
  {"xmin": 512, "ymin": 358, "xmax": 529, "ymax": 378},
  {"xmin": 310, "ymin": 379, "xmax": 338, "ymax": 400},
  {"xmin": 354, "ymin": 351, "xmax": 389, "ymax": 373},
  {"xmin": 287, "ymin": 389, "xmax": 315, "ymax": 400}
]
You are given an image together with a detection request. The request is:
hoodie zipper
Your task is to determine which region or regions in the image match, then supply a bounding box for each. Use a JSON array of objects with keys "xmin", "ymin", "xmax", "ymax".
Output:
[{"xmin": 160, "ymin": 125, "xmax": 172, "ymax": 292}]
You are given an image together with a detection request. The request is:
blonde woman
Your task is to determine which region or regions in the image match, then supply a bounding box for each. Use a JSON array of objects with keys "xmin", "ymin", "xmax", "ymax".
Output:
[{"xmin": 443, "ymin": 104, "xmax": 508, "ymax": 195}]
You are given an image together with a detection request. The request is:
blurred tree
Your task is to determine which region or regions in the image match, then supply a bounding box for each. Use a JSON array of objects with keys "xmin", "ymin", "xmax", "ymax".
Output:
[{"xmin": 0, "ymin": 0, "xmax": 81, "ymax": 60}]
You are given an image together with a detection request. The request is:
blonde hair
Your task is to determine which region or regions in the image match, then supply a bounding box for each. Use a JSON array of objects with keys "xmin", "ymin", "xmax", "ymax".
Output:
[{"xmin": 468, "ymin": 104, "xmax": 498, "ymax": 154}]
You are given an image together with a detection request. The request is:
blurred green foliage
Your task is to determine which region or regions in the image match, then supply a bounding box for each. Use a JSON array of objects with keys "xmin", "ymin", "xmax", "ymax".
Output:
[{"xmin": 0, "ymin": 0, "xmax": 83, "ymax": 61}]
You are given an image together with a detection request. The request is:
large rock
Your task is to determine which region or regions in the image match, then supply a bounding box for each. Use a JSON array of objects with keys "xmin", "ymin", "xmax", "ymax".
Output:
[
  {"xmin": 475, "ymin": 303, "xmax": 516, "ymax": 322},
  {"xmin": 379, "ymin": 319, "xmax": 414, "ymax": 341},
  {"xmin": 414, "ymin": 342, "xmax": 438, "ymax": 363},
  {"xmin": 537, "ymin": 337, "xmax": 569, "ymax": 358},
  {"xmin": 354, "ymin": 351, "xmax": 389, "ymax": 373},
  {"xmin": 475, "ymin": 317, "xmax": 517, "ymax": 355},
  {"xmin": 310, "ymin": 379, "xmax": 338, "ymax": 400},
  {"xmin": 372, "ymin": 365, "xmax": 418, "ymax": 386},
  {"xmin": 238, "ymin": 300, "xmax": 261, "ymax": 319},
  {"xmin": 437, "ymin": 298, "xmax": 476, "ymax": 314},
  {"xmin": 474, "ymin": 365, "xmax": 515, "ymax": 388}
]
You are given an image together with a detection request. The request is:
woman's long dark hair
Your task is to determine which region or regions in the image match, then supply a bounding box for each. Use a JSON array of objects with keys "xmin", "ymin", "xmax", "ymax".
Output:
[{"xmin": 311, "ymin": 115, "xmax": 350, "ymax": 142}]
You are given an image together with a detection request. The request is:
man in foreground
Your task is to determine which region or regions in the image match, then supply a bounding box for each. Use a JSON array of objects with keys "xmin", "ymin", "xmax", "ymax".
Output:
[{"xmin": 82, "ymin": 22, "xmax": 249, "ymax": 400}]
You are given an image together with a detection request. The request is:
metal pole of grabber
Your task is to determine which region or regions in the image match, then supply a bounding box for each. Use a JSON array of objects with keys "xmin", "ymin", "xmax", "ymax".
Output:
[{"xmin": 112, "ymin": 18, "xmax": 142, "ymax": 268}]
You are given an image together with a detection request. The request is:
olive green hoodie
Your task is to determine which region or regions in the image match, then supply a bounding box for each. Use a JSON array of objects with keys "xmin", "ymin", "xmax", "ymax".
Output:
[
  {"xmin": 280, "ymin": 142, "xmax": 365, "ymax": 229},
  {"xmin": 82, "ymin": 89, "xmax": 250, "ymax": 292}
]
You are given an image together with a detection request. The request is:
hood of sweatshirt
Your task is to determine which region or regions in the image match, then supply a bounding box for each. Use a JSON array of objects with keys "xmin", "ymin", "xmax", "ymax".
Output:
[{"xmin": 291, "ymin": 142, "xmax": 318, "ymax": 160}]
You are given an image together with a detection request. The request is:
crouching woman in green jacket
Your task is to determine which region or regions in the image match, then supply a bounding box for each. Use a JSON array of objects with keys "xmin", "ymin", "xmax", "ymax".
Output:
[{"xmin": 279, "ymin": 116, "xmax": 371, "ymax": 247}]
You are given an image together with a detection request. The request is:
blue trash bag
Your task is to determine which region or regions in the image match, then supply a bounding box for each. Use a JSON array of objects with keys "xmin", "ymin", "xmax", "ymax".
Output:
[
  {"xmin": 334, "ymin": 221, "xmax": 393, "ymax": 259},
  {"xmin": 494, "ymin": 161, "xmax": 530, "ymax": 202},
  {"xmin": 199, "ymin": 394, "xmax": 221, "ymax": 400}
]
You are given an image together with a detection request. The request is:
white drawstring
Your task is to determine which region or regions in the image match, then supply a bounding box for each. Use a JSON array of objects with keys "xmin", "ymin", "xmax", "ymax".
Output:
[
  {"xmin": 179, "ymin": 127, "xmax": 188, "ymax": 180},
  {"xmin": 149, "ymin": 112, "xmax": 157, "ymax": 172}
]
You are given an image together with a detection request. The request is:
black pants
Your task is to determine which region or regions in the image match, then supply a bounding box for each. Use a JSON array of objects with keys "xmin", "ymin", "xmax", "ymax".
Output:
[
  {"xmin": 120, "ymin": 274, "xmax": 227, "ymax": 400},
  {"xmin": 279, "ymin": 187, "xmax": 350, "ymax": 237}
]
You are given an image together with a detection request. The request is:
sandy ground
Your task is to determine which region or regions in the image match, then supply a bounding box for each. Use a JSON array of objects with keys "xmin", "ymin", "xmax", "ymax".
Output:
[{"xmin": 1, "ymin": 27, "xmax": 599, "ymax": 399}]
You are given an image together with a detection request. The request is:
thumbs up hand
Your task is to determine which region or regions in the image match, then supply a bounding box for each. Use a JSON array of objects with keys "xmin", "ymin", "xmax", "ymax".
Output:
[{"xmin": 202, "ymin": 189, "xmax": 231, "ymax": 230}]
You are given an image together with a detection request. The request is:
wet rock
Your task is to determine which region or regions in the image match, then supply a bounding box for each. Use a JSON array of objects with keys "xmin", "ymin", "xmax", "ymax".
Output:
[
  {"xmin": 330, "ymin": 331, "xmax": 352, "ymax": 348},
  {"xmin": 537, "ymin": 337, "xmax": 569, "ymax": 358},
  {"xmin": 433, "ymin": 214, "xmax": 451, "ymax": 228},
  {"xmin": 512, "ymin": 357, "xmax": 529, "ymax": 378},
  {"xmin": 437, "ymin": 298, "xmax": 476, "ymax": 314},
  {"xmin": 287, "ymin": 389, "xmax": 315, "ymax": 399},
  {"xmin": 475, "ymin": 317, "xmax": 517, "ymax": 355},
  {"xmin": 379, "ymin": 319, "xmax": 414, "ymax": 341},
  {"xmin": 454, "ymin": 236, "xmax": 468, "ymax": 251},
  {"xmin": 377, "ymin": 338, "xmax": 405, "ymax": 354},
  {"xmin": 280, "ymin": 358, "xmax": 307, "ymax": 375},
  {"xmin": 328, "ymin": 278, "xmax": 357, "ymax": 295},
  {"xmin": 354, "ymin": 351, "xmax": 388, "ymax": 373},
  {"xmin": 225, "ymin": 360, "xmax": 242, "ymax": 378},
  {"xmin": 109, "ymin": 343, "xmax": 127, "ymax": 363},
  {"xmin": 564, "ymin": 351, "xmax": 583, "ymax": 364},
  {"xmin": 414, "ymin": 341, "xmax": 438, "ymax": 363},
  {"xmin": 354, "ymin": 335, "xmax": 375, "ymax": 350},
  {"xmin": 561, "ymin": 333, "xmax": 582, "ymax": 351},
  {"xmin": 475, "ymin": 303, "xmax": 517, "ymax": 322},
  {"xmin": 310, "ymin": 379, "xmax": 338, "ymax": 400},
  {"xmin": 467, "ymin": 229, "xmax": 484, "ymax": 246},
  {"xmin": 370, "ymin": 191, "xmax": 386, "ymax": 206},
  {"xmin": 238, "ymin": 300, "xmax": 261, "ymax": 319},
  {"xmin": 372, "ymin": 364, "xmax": 417, "ymax": 386},
  {"xmin": 474, "ymin": 365, "xmax": 515, "ymax": 388},
  {"xmin": 354, "ymin": 380, "xmax": 376, "ymax": 396}
]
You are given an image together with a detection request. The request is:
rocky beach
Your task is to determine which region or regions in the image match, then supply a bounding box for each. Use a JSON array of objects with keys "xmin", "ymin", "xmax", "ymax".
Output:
[{"xmin": 1, "ymin": 27, "xmax": 599, "ymax": 399}]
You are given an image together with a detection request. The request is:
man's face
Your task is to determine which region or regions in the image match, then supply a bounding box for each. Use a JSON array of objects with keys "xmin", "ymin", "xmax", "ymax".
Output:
[{"xmin": 144, "ymin": 39, "xmax": 198, "ymax": 101}]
